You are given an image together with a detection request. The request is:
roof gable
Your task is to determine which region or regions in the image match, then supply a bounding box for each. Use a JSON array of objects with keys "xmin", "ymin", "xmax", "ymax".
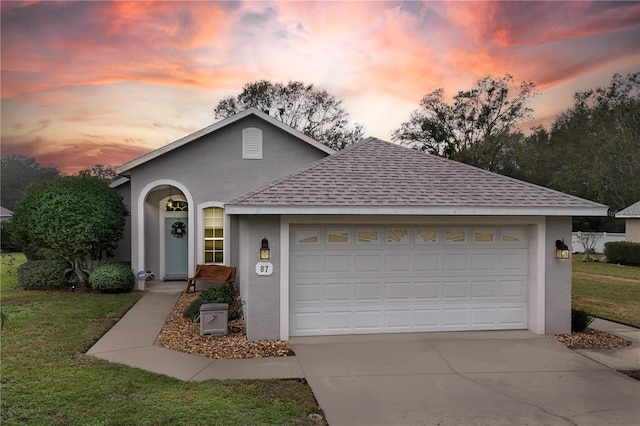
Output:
[
  {"xmin": 227, "ymin": 137, "xmax": 608, "ymax": 216},
  {"xmin": 115, "ymin": 108, "xmax": 334, "ymax": 175}
]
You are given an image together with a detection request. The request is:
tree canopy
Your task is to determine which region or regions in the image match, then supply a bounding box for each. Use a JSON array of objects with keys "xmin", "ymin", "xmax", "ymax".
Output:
[
  {"xmin": 392, "ymin": 74, "xmax": 537, "ymax": 171},
  {"xmin": 511, "ymin": 73, "xmax": 639, "ymax": 230},
  {"xmin": 0, "ymin": 154, "xmax": 60, "ymax": 210},
  {"xmin": 214, "ymin": 80, "xmax": 364, "ymax": 150},
  {"xmin": 11, "ymin": 175, "xmax": 128, "ymax": 283}
]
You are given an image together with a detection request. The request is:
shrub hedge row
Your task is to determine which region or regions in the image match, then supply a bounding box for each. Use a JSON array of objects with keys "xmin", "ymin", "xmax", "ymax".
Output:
[{"xmin": 604, "ymin": 241, "xmax": 640, "ymax": 266}]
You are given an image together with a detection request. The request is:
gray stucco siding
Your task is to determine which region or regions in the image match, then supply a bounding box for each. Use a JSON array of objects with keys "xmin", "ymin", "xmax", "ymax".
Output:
[
  {"xmin": 129, "ymin": 116, "xmax": 327, "ymax": 204},
  {"xmin": 544, "ymin": 216, "xmax": 572, "ymax": 334},
  {"xmin": 238, "ymin": 215, "xmax": 282, "ymax": 341},
  {"xmin": 124, "ymin": 115, "xmax": 329, "ymax": 278}
]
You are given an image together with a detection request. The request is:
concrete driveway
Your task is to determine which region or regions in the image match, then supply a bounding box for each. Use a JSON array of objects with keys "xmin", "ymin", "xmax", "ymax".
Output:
[{"xmin": 290, "ymin": 331, "xmax": 640, "ymax": 426}]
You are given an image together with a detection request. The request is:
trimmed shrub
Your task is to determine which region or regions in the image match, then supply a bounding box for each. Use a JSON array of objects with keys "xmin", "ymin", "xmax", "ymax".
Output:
[
  {"xmin": 604, "ymin": 241, "xmax": 640, "ymax": 266},
  {"xmin": 183, "ymin": 285, "xmax": 242, "ymax": 321},
  {"xmin": 571, "ymin": 308, "xmax": 594, "ymax": 332},
  {"xmin": 17, "ymin": 259, "xmax": 69, "ymax": 289},
  {"xmin": 89, "ymin": 263, "xmax": 135, "ymax": 293}
]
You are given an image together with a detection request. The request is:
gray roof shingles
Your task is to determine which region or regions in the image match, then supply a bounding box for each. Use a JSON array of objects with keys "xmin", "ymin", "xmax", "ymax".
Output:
[
  {"xmin": 230, "ymin": 137, "xmax": 606, "ymax": 209},
  {"xmin": 616, "ymin": 200, "xmax": 640, "ymax": 218}
]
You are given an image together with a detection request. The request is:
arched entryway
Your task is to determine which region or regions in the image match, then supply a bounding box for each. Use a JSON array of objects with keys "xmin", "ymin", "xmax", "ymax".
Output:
[{"xmin": 136, "ymin": 180, "xmax": 195, "ymax": 283}]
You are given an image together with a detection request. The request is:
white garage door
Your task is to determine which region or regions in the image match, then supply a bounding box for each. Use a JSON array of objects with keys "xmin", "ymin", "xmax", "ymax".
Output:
[{"xmin": 290, "ymin": 225, "xmax": 529, "ymax": 336}]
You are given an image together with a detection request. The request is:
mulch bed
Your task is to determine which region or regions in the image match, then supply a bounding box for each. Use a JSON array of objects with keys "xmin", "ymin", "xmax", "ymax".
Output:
[{"xmin": 157, "ymin": 291, "xmax": 633, "ymax": 359}]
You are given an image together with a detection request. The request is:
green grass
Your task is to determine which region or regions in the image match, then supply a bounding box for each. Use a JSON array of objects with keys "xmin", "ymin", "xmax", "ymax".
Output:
[
  {"xmin": 572, "ymin": 259, "xmax": 640, "ymax": 328},
  {"xmin": 1, "ymin": 254, "xmax": 323, "ymax": 426}
]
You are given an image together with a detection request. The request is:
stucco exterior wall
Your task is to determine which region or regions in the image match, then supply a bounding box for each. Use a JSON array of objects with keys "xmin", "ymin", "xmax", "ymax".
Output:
[
  {"xmin": 625, "ymin": 219, "xmax": 640, "ymax": 242},
  {"xmin": 124, "ymin": 115, "xmax": 328, "ymax": 276},
  {"xmin": 238, "ymin": 215, "xmax": 281, "ymax": 341},
  {"xmin": 544, "ymin": 216, "xmax": 573, "ymax": 334}
]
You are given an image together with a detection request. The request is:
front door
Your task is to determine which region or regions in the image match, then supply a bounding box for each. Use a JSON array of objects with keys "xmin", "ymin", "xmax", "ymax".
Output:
[{"xmin": 165, "ymin": 217, "xmax": 188, "ymax": 280}]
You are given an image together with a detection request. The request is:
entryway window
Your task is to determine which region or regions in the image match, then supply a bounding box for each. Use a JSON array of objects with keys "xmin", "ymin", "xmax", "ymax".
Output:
[{"xmin": 203, "ymin": 207, "xmax": 224, "ymax": 263}]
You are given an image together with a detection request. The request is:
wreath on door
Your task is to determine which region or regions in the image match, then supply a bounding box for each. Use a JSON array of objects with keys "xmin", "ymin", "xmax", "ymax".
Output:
[{"xmin": 171, "ymin": 221, "xmax": 186, "ymax": 238}]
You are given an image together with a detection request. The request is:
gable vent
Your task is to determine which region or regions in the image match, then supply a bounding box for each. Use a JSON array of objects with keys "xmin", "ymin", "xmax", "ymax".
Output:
[{"xmin": 242, "ymin": 127, "xmax": 263, "ymax": 159}]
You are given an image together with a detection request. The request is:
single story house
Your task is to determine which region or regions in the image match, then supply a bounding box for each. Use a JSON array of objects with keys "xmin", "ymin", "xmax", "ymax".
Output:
[
  {"xmin": 113, "ymin": 108, "xmax": 607, "ymax": 341},
  {"xmin": 616, "ymin": 201, "xmax": 640, "ymax": 242}
]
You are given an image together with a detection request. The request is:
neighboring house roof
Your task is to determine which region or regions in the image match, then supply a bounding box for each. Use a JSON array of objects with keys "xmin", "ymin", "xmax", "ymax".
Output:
[
  {"xmin": 226, "ymin": 137, "xmax": 608, "ymax": 216},
  {"xmin": 0, "ymin": 206, "xmax": 13, "ymax": 217},
  {"xmin": 115, "ymin": 108, "xmax": 335, "ymax": 175},
  {"xmin": 616, "ymin": 200, "xmax": 640, "ymax": 218}
]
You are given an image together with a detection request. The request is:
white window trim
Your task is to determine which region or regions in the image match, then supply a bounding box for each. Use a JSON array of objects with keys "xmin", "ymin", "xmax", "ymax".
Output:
[{"xmin": 197, "ymin": 201, "xmax": 229, "ymax": 265}]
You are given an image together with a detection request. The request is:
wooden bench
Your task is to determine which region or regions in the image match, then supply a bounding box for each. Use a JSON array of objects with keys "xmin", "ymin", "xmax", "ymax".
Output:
[{"xmin": 184, "ymin": 265, "xmax": 236, "ymax": 294}]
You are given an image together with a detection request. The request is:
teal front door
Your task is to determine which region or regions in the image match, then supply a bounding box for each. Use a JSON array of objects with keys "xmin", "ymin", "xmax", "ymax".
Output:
[{"xmin": 165, "ymin": 218, "xmax": 188, "ymax": 280}]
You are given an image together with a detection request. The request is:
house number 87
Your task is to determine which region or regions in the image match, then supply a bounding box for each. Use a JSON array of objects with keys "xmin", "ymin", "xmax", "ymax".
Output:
[{"xmin": 256, "ymin": 262, "xmax": 274, "ymax": 276}]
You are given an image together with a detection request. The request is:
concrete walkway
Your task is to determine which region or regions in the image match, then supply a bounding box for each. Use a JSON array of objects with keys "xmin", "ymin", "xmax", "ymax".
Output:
[
  {"xmin": 86, "ymin": 286, "xmax": 304, "ymax": 381},
  {"xmin": 577, "ymin": 318, "xmax": 640, "ymax": 371}
]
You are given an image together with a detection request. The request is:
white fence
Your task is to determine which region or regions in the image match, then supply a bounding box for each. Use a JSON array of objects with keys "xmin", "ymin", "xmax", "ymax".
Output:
[{"xmin": 571, "ymin": 232, "xmax": 626, "ymax": 253}]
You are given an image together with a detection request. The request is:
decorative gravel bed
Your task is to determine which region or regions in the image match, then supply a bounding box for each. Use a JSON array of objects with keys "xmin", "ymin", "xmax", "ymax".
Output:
[
  {"xmin": 156, "ymin": 291, "xmax": 293, "ymax": 359},
  {"xmin": 553, "ymin": 328, "xmax": 632, "ymax": 350},
  {"xmin": 156, "ymin": 291, "xmax": 632, "ymax": 359}
]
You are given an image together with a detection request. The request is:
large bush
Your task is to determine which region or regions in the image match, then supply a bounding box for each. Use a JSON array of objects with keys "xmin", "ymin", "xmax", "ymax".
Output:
[
  {"xmin": 183, "ymin": 285, "xmax": 242, "ymax": 321},
  {"xmin": 604, "ymin": 241, "xmax": 640, "ymax": 266},
  {"xmin": 17, "ymin": 259, "xmax": 69, "ymax": 289},
  {"xmin": 11, "ymin": 175, "xmax": 128, "ymax": 284},
  {"xmin": 89, "ymin": 263, "xmax": 135, "ymax": 293}
]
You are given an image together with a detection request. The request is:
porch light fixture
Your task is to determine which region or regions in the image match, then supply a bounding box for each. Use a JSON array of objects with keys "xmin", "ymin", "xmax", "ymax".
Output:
[
  {"xmin": 166, "ymin": 187, "xmax": 174, "ymax": 211},
  {"xmin": 555, "ymin": 239, "xmax": 570, "ymax": 259},
  {"xmin": 260, "ymin": 237, "xmax": 271, "ymax": 261}
]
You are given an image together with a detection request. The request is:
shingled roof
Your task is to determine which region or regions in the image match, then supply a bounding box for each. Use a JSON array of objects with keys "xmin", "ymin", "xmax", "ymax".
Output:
[
  {"xmin": 226, "ymin": 137, "xmax": 607, "ymax": 216},
  {"xmin": 616, "ymin": 200, "xmax": 640, "ymax": 218}
]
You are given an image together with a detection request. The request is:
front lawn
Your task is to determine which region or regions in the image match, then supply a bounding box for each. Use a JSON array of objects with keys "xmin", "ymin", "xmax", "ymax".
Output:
[
  {"xmin": 572, "ymin": 259, "xmax": 640, "ymax": 328},
  {"xmin": 1, "ymin": 254, "xmax": 323, "ymax": 426}
]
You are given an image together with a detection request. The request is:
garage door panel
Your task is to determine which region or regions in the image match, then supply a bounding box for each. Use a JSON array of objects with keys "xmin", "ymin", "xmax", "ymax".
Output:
[
  {"xmin": 384, "ymin": 254, "xmax": 413, "ymax": 272},
  {"xmin": 415, "ymin": 281, "xmax": 441, "ymax": 299},
  {"xmin": 355, "ymin": 255, "xmax": 381, "ymax": 272},
  {"xmin": 414, "ymin": 254, "xmax": 440, "ymax": 271},
  {"xmin": 355, "ymin": 310, "xmax": 383, "ymax": 330},
  {"xmin": 290, "ymin": 225, "xmax": 529, "ymax": 336},
  {"xmin": 325, "ymin": 282, "xmax": 351, "ymax": 302},
  {"xmin": 471, "ymin": 280, "xmax": 497, "ymax": 298},
  {"xmin": 355, "ymin": 282, "xmax": 382, "ymax": 301},
  {"xmin": 443, "ymin": 280, "xmax": 468, "ymax": 299},
  {"xmin": 386, "ymin": 310, "xmax": 412, "ymax": 329},
  {"xmin": 325, "ymin": 255, "xmax": 351, "ymax": 272},
  {"xmin": 385, "ymin": 281, "xmax": 412, "ymax": 300},
  {"xmin": 443, "ymin": 253, "xmax": 468, "ymax": 271}
]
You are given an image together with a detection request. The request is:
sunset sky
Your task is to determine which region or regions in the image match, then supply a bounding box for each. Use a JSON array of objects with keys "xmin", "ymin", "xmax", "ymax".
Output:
[{"xmin": 1, "ymin": 1, "xmax": 639, "ymax": 174}]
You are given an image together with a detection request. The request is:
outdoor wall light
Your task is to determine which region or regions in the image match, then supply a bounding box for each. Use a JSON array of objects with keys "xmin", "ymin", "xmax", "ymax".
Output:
[
  {"xmin": 166, "ymin": 186, "xmax": 174, "ymax": 211},
  {"xmin": 260, "ymin": 237, "xmax": 271, "ymax": 261},
  {"xmin": 555, "ymin": 239, "xmax": 570, "ymax": 259}
]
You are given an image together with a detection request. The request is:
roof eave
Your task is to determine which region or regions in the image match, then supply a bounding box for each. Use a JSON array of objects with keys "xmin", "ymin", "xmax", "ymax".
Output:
[{"xmin": 225, "ymin": 205, "xmax": 609, "ymax": 217}]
